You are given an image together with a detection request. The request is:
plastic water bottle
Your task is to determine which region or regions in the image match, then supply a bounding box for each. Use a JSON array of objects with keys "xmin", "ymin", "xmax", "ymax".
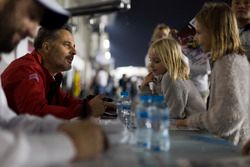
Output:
[
  {"xmin": 135, "ymin": 95, "xmax": 152, "ymax": 149},
  {"xmin": 120, "ymin": 91, "xmax": 131, "ymax": 127},
  {"xmin": 149, "ymin": 95, "xmax": 170, "ymax": 152}
]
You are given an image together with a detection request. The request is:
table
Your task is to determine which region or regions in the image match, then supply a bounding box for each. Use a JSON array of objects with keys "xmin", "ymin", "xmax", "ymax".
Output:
[{"xmin": 55, "ymin": 119, "xmax": 242, "ymax": 167}]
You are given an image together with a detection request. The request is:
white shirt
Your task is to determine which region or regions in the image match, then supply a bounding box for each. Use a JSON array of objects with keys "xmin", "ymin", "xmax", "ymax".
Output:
[{"xmin": 0, "ymin": 81, "xmax": 75, "ymax": 166}]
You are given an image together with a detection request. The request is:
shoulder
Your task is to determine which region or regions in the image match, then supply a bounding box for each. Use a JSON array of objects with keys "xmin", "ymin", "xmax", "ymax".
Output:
[
  {"xmin": 161, "ymin": 73, "xmax": 172, "ymax": 87},
  {"xmin": 213, "ymin": 53, "xmax": 250, "ymax": 83},
  {"xmin": 2, "ymin": 54, "xmax": 42, "ymax": 78},
  {"xmin": 161, "ymin": 73, "xmax": 188, "ymax": 91},
  {"xmin": 215, "ymin": 53, "xmax": 248, "ymax": 69},
  {"xmin": 8, "ymin": 53, "xmax": 37, "ymax": 68}
]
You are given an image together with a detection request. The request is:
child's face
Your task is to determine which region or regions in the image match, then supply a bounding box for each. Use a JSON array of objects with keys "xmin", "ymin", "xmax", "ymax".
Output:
[
  {"xmin": 156, "ymin": 29, "xmax": 169, "ymax": 39},
  {"xmin": 194, "ymin": 21, "xmax": 211, "ymax": 52},
  {"xmin": 149, "ymin": 50, "xmax": 167, "ymax": 76}
]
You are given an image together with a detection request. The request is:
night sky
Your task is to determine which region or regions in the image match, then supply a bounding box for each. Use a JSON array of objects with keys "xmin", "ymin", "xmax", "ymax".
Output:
[{"xmin": 107, "ymin": 0, "xmax": 229, "ymax": 67}]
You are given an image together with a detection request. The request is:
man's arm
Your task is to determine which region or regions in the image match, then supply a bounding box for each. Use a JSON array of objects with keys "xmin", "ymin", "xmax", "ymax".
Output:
[
  {"xmin": 0, "ymin": 119, "xmax": 108, "ymax": 167},
  {"xmin": 0, "ymin": 129, "xmax": 74, "ymax": 167}
]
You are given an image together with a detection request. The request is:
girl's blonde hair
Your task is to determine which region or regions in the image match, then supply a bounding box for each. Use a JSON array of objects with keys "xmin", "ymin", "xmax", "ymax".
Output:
[
  {"xmin": 149, "ymin": 38, "xmax": 189, "ymax": 80},
  {"xmin": 196, "ymin": 2, "xmax": 244, "ymax": 61}
]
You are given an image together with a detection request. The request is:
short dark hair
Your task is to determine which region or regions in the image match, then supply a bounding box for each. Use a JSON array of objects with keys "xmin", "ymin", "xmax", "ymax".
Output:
[{"xmin": 34, "ymin": 24, "xmax": 72, "ymax": 51}]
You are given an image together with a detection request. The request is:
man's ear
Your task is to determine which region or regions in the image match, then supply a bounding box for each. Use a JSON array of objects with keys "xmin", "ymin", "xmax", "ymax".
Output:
[{"xmin": 41, "ymin": 42, "xmax": 50, "ymax": 53}]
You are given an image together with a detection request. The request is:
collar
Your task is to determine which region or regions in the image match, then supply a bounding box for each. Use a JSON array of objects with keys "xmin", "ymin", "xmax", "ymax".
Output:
[
  {"xmin": 31, "ymin": 50, "xmax": 63, "ymax": 84},
  {"xmin": 31, "ymin": 50, "xmax": 43, "ymax": 64}
]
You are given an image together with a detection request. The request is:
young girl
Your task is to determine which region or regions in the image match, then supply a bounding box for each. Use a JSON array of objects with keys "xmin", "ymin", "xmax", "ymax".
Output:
[
  {"xmin": 176, "ymin": 2, "xmax": 250, "ymax": 145},
  {"xmin": 140, "ymin": 37, "xmax": 206, "ymax": 119}
]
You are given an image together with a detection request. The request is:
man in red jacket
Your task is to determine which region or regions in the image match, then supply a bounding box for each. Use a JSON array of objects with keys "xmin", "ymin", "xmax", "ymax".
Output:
[
  {"xmin": 1, "ymin": 24, "xmax": 111, "ymax": 119},
  {"xmin": 0, "ymin": 0, "xmax": 108, "ymax": 165}
]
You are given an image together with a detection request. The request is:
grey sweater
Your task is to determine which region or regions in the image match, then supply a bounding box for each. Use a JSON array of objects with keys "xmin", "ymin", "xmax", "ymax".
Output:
[
  {"xmin": 140, "ymin": 73, "xmax": 206, "ymax": 119},
  {"xmin": 161, "ymin": 73, "xmax": 206, "ymax": 119},
  {"xmin": 187, "ymin": 53, "xmax": 250, "ymax": 145}
]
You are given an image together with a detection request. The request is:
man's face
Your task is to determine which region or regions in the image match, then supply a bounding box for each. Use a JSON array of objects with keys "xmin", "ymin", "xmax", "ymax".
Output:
[
  {"xmin": 43, "ymin": 29, "xmax": 76, "ymax": 74},
  {"xmin": 0, "ymin": 0, "xmax": 42, "ymax": 53},
  {"xmin": 232, "ymin": 0, "xmax": 250, "ymax": 23}
]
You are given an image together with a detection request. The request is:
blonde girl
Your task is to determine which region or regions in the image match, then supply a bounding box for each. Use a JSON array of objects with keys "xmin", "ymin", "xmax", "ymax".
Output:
[{"xmin": 140, "ymin": 37, "xmax": 206, "ymax": 119}]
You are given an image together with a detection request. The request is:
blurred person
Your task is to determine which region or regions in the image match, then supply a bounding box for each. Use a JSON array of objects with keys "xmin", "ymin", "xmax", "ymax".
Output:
[
  {"xmin": 139, "ymin": 38, "xmax": 206, "ymax": 119},
  {"xmin": 232, "ymin": 0, "xmax": 250, "ymax": 153},
  {"xmin": 96, "ymin": 67, "xmax": 109, "ymax": 94},
  {"xmin": 1, "ymin": 25, "xmax": 111, "ymax": 120},
  {"xmin": 182, "ymin": 43, "xmax": 211, "ymax": 104},
  {"xmin": 0, "ymin": 0, "xmax": 108, "ymax": 166},
  {"xmin": 145, "ymin": 24, "xmax": 171, "ymax": 71},
  {"xmin": 231, "ymin": 0, "xmax": 250, "ymax": 60},
  {"xmin": 175, "ymin": 2, "xmax": 250, "ymax": 145},
  {"xmin": 119, "ymin": 74, "xmax": 128, "ymax": 92},
  {"xmin": 106, "ymin": 73, "xmax": 115, "ymax": 97},
  {"xmin": 174, "ymin": 25, "xmax": 211, "ymax": 104}
]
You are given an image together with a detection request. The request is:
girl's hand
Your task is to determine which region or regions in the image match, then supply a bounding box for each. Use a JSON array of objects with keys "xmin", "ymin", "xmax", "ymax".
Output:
[{"xmin": 141, "ymin": 72, "xmax": 154, "ymax": 87}]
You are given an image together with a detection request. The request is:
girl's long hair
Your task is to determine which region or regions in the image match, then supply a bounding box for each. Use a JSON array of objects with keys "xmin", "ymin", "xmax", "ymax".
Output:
[
  {"xmin": 196, "ymin": 2, "xmax": 244, "ymax": 62},
  {"xmin": 149, "ymin": 38, "xmax": 189, "ymax": 80}
]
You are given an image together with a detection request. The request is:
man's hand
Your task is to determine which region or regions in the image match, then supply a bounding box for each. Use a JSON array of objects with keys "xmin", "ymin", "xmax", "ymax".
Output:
[
  {"xmin": 88, "ymin": 95, "xmax": 106, "ymax": 117},
  {"xmin": 58, "ymin": 119, "xmax": 108, "ymax": 160},
  {"xmin": 104, "ymin": 101, "xmax": 116, "ymax": 112},
  {"xmin": 242, "ymin": 139, "xmax": 250, "ymax": 156}
]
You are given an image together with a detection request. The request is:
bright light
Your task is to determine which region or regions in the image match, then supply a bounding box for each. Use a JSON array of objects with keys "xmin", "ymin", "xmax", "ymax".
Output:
[
  {"xmin": 127, "ymin": 4, "xmax": 131, "ymax": 9},
  {"xmin": 104, "ymin": 51, "xmax": 111, "ymax": 60},
  {"xmin": 120, "ymin": 2, "xmax": 125, "ymax": 8},
  {"xmin": 89, "ymin": 18, "xmax": 95, "ymax": 25},
  {"xmin": 103, "ymin": 39, "xmax": 110, "ymax": 49}
]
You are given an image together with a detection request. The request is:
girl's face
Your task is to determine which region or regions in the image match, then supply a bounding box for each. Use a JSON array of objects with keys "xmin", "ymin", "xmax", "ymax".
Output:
[
  {"xmin": 194, "ymin": 21, "xmax": 211, "ymax": 52},
  {"xmin": 156, "ymin": 29, "xmax": 169, "ymax": 39},
  {"xmin": 149, "ymin": 50, "xmax": 167, "ymax": 76}
]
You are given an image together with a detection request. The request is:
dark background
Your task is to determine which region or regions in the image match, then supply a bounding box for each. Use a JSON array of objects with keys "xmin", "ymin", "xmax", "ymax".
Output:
[{"xmin": 107, "ymin": 0, "xmax": 229, "ymax": 67}]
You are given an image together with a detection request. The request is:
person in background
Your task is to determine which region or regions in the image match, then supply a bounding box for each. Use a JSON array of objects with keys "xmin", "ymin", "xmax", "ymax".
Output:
[
  {"xmin": 145, "ymin": 24, "xmax": 171, "ymax": 71},
  {"xmin": 233, "ymin": 0, "xmax": 250, "ymax": 154},
  {"xmin": 231, "ymin": 0, "xmax": 250, "ymax": 60},
  {"xmin": 0, "ymin": 0, "xmax": 107, "ymax": 166},
  {"xmin": 139, "ymin": 38, "xmax": 206, "ymax": 119},
  {"xmin": 181, "ymin": 38, "xmax": 211, "ymax": 104},
  {"xmin": 1, "ymin": 25, "xmax": 113, "ymax": 120},
  {"xmin": 119, "ymin": 74, "xmax": 128, "ymax": 92},
  {"xmin": 188, "ymin": 53, "xmax": 210, "ymax": 104},
  {"xmin": 96, "ymin": 67, "xmax": 109, "ymax": 94},
  {"xmin": 175, "ymin": 2, "xmax": 250, "ymax": 146},
  {"xmin": 174, "ymin": 24, "xmax": 211, "ymax": 104}
]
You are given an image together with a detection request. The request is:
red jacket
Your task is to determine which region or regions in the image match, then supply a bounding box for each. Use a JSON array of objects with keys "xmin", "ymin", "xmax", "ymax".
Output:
[{"xmin": 1, "ymin": 50, "xmax": 89, "ymax": 119}]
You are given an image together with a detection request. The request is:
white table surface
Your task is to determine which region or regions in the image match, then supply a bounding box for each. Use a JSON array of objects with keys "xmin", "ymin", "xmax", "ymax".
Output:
[{"xmin": 48, "ymin": 118, "xmax": 244, "ymax": 167}]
